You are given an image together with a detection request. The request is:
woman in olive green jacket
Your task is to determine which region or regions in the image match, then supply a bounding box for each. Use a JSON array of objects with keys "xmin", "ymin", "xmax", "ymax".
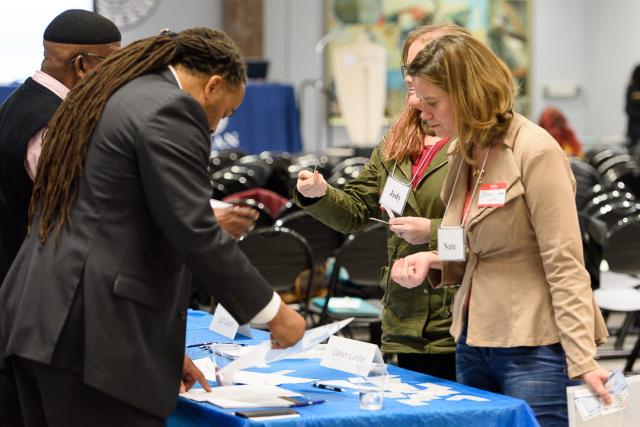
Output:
[{"xmin": 293, "ymin": 24, "xmax": 469, "ymax": 380}]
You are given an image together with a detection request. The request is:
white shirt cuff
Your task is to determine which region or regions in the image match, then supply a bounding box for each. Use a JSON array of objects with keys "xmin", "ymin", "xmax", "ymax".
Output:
[{"xmin": 250, "ymin": 292, "xmax": 281, "ymax": 324}]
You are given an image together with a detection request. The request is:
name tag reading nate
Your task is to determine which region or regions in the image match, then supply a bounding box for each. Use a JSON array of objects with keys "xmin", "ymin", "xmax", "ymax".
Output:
[
  {"xmin": 438, "ymin": 227, "xmax": 466, "ymax": 261},
  {"xmin": 379, "ymin": 175, "xmax": 410, "ymax": 216},
  {"xmin": 477, "ymin": 183, "xmax": 507, "ymax": 207}
]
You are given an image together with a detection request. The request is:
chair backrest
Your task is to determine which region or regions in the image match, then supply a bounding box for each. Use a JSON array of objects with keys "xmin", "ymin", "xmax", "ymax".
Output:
[
  {"xmin": 224, "ymin": 198, "xmax": 274, "ymax": 228},
  {"xmin": 275, "ymin": 211, "xmax": 344, "ymax": 266},
  {"xmin": 567, "ymin": 374, "xmax": 640, "ymax": 427},
  {"xmin": 238, "ymin": 227, "xmax": 314, "ymax": 311},
  {"xmin": 316, "ymin": 222, "xmax": 388, "ymax": 324},
  {"xmin": 604, "ymin": 213, "xmax": 640, "ymax": 275},
  {"xmin": 330, "ymin": 222, "xmax": 388, "ymax": 287}
]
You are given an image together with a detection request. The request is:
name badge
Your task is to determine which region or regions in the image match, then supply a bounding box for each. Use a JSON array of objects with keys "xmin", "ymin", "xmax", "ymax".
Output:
[
  {"xmin": 438, "ymin": 227, "xmax": 466, "ymax": 261},
  {"xmin": 379, "ymin": 175, "xmax": 410, "ymax": 216},
  {"xmin": 477, "ymin": 183, "xmax": 507, "ymax": 207}
]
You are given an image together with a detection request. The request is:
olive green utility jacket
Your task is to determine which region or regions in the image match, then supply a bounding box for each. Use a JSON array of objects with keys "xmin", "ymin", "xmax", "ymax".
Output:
[{"xmin": 294, "ymin": 140, "xmax": 456, "ymax": 354}]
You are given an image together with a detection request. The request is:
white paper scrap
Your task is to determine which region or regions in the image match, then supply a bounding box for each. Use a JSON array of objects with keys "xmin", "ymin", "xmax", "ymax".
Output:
[
  {"xmin": 446, "ymin": 395, "xmax": 489, "ymax": 402},
  {"xmin": 192, "ymin": 357, "xmax": 218, "ymax": 382},
  {"xmin": 219, "ymin": 318, "xmax": 353, "ymax": 380},
  {"xmin": 398, "ymin": 399, "xmax": 429, "ymax": 406},
  {"xmin": 233, "ymin": 370, "xmax": 316, "ymax": 386}
]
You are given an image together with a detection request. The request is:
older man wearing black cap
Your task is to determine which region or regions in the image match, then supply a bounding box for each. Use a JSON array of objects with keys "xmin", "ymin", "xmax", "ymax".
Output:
[
  {"xmin": 0, "ymin": 9, "xmax": 120, "ymax": 426},
  {"xmin": 0, "ymin": 9, "xmax": 121, "ymax": 286}
]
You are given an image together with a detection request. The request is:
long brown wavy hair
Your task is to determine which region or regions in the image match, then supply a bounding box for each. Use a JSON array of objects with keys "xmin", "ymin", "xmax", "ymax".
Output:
[
  {"xmin": 30, "ymin": 28, "xmax": 246, "ymax": 243},
  {"xmin": 408, "ymin": 33, "xmax": 515, "ymax": 164},
  {"xmin": 382, "ymin": 23, "xmax": 470, "ymax": 162}
]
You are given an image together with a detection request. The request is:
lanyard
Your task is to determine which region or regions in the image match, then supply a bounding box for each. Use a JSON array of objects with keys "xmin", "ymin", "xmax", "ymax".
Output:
[
  {"xmin": 441, "ymin": 147, "xmax": 491, "ymax": 227},
  {"xmin": 390, "ymin": 142, "xmax": 438, "ymax": 187}
]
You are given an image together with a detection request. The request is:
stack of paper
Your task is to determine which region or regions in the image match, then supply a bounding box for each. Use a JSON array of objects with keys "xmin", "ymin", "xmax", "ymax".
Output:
[{"xmin": 180, "ymin": 384, "xmax": 302, "ymax": 408}]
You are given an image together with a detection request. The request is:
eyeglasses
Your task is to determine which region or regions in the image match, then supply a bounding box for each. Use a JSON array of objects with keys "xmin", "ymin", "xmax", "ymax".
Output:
[
  {"xmin": 69, "ymin": 52, "xmax": 107, "ymax": 65},
  {"xmin": 401, "ymin": 65, "xmax": 408, "ymax": 78}
]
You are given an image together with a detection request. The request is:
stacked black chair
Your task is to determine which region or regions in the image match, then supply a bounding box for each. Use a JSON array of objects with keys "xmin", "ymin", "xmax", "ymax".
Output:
[
  {"xmin": 275, "ymin": 211, "xmax": 344, "ymax": 267},
  {"xmin": 310, "ymin": 222, "xmax": 388, "ymax": 344},
  {"xmin": 238, "ymin": 227, "xmax": 314, "ymax": 318}
]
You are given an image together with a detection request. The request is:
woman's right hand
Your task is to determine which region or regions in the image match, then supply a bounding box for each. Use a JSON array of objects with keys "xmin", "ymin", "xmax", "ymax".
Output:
[
  {"xmin": 391, "ymin": 251, "xmax": 440, "ymax": 288},
  {"xmin": 296, "ymin": 170, "xmax": 328, "ymax": 198}
]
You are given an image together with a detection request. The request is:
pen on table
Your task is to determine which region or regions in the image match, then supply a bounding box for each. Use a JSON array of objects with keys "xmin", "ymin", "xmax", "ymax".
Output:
[
  {"xmin": 289, "ymin": 399, "xmax": 325, "ymax": 408},
  {"xmin": 312, "ymin": 381, "xmax": 344, "ymax": 392},
  {"xmin": 185, "ymin": 341, "xmax": 247, "ymax": 348}
]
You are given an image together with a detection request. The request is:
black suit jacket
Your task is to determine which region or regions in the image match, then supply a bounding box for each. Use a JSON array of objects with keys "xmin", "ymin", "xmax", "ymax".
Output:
[{"xmin": 0, "ymin": 70, "xmax": 274, "ymax": 417}]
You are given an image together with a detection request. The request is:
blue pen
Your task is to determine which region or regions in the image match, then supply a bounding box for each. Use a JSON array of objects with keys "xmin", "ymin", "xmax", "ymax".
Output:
[{"xmin": 288, "ymin": 399, "xmax": 325, "ymax": 408}]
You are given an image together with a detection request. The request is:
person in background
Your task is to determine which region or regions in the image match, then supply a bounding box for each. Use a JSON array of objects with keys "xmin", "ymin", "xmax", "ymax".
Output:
[
  {"xmin": 391, "ymin": 33, "xmax": 610, "ymax": 425},
  {"xmin": 538, "ymin": 107, "xmax": 583, "ymax": 158},
  {"xmin": 0, "ymin": 27, "xmax": 305, "ymax": 426},
  {"xmin": 625, "ymin": 64, "xmax": 640, "ymax": 151},
  {"xmin": 0, "ymin": 9, "xmax": 121, "ymax": 286},
  {"xmin": 0, "ymin": 10, "xmax": 120, "ymax": 426},
  {"xmin": 294, "ymin": 24, "xmax": 469, "ymax": 381}
]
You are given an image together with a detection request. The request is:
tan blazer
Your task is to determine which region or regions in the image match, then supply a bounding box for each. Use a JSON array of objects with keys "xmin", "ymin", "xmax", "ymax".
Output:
[{"xmin": 431, "ymin": 114, "xmax": 608, "ymax": 379}]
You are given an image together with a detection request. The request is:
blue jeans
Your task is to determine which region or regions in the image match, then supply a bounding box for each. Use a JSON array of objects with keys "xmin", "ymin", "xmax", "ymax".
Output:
[{"xmin": 457, "ymin": 327, "xmax": 580, "ymax": 427}]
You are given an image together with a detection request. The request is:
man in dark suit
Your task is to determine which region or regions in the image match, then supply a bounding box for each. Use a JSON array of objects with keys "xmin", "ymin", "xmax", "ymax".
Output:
[{"xmin": 0, "ymin": 28, "xmax": 305, "ymax": 426}]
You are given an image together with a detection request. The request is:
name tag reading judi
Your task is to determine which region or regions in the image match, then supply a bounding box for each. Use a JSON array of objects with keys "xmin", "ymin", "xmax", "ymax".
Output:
[
  {"xmin": 438, "ymin": 227, "xmax": 466, "ymax": 261},
  {"xmin": 379, "ymin": 176, "xmax": 410, "ymax": 215},
  {"xmin": 477, "ymin": 183, "xmax": 507, "ymax": 207}
]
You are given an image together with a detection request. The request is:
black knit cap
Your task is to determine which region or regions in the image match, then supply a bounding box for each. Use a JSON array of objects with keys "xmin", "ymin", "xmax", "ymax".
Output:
[{"xmin": 43, "ymin": 9, "xmax": 121, "ymax": 44}]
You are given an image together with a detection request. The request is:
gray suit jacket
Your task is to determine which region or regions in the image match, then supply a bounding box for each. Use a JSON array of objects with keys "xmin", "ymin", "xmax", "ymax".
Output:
[{"xmin": 0, "ymin": 69, "xmax": 274, "ymax": 417}]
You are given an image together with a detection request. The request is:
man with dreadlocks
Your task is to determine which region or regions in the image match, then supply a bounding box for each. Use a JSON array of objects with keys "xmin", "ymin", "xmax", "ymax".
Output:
[{"xmin": 0, "ymin": 27, "xmax": 306, "ymax": 425}]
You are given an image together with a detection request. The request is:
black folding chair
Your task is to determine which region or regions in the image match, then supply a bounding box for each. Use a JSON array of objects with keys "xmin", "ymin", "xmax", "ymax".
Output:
[
  {"xmin": 310, "ymin": 222, "xmax": 388, "ymax": 343},
  {"xmin": 275, "ymin": 211, "xmax": 344, "ymax": 268},
  {"xmin": 238, "ymin": 227, "xmax": 314, "ymax": 319}
]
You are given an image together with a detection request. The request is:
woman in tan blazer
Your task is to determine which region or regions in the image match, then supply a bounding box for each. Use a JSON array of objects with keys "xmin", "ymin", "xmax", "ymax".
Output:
[{"xmin": 390, "ymin": 32, "xmax": 610, "ymax": 426}]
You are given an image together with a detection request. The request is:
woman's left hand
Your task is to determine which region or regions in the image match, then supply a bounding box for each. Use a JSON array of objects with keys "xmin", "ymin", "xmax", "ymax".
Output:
[
  {"xmin": 581, "ymin": 367, "xmax": 612, "ymax": 405},
  {"xmin": 391, "ymin": 252, "xmax": 438, "ymax": 288},
  {"xmin": 389, "ymin": 217, "xmax": 431, "ymax": 245}
]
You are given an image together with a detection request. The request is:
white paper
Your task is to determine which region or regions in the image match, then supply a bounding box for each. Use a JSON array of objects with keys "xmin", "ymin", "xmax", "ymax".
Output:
[
  {"xmin": 218, "ymin": 318, "xmax": 353, "ymax": 381},
  {"xmin": 233, "ymin": 370, "xmax": 316, "ymax": 386},
  {"xmin": 446, "ymin": 395, "xmax": 489, "ymax": 402},
  {"xmin": 209, "ymin": 304, "xmax": 252, "ymax": 339},
  {"xmin": 180, "ymin": 384, "xmax": 301, "ymax": 409},
  {"xmin": 397, "ymin": 399, "xmax": 429, "ymax": 406},
  {"xmin": 416, "ymin": 382, "xmax": 460, "ymax": 397},
  {"xmin": 210, "ymin": 199, "xmax": 233, "ymax": 209},
  {"xmin": 572, "ymin": 375, "xmax": 629, "ymax": 421},
  {"xmin": 192, "ymin": 357, "xmax": 218, "ymax": 382},
  {"xmin": 320, "ymin": 335, "xmax": 383, "ymax": 375},
  {"xmin": 283, "ymin": 343, "xmax": 326, "ymax": 359}
]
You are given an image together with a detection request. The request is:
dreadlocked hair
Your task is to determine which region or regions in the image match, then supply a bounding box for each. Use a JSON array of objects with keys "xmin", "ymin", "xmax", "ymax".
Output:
[{"xmin": 30, "ymin": 27, "xmax": 247, "ymax": 243}]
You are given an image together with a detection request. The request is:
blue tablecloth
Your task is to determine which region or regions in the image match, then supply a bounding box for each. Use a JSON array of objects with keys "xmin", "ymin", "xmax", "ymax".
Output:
[
  {"xmin": 211, "ymin": 82, "xmax": 303, "ymax": 155},
  {"xmin": 168, "ymin": 310, "xmax": 538, "ymax": 427}
]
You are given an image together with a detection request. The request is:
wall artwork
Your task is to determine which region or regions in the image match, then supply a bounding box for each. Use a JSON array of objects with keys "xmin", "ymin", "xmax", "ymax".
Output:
[{"xmin": 325, "ymin": 0, "xmax": 530, "ymax": 123}]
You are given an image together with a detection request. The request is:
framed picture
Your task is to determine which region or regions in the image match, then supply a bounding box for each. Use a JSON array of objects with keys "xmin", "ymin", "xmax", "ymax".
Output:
[{"xmin": 325, "ymin": 0, "xmax": 530, "ymax": 123}]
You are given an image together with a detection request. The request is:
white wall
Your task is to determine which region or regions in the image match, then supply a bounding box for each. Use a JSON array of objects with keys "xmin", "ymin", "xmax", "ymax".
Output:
[
  {"xmin": 118, "ymin": 0, "xmax": 640, "ymax": 152},
  {"xmin": 584, "ymin": 0, "xmax": 640, "ymax": 144}
]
